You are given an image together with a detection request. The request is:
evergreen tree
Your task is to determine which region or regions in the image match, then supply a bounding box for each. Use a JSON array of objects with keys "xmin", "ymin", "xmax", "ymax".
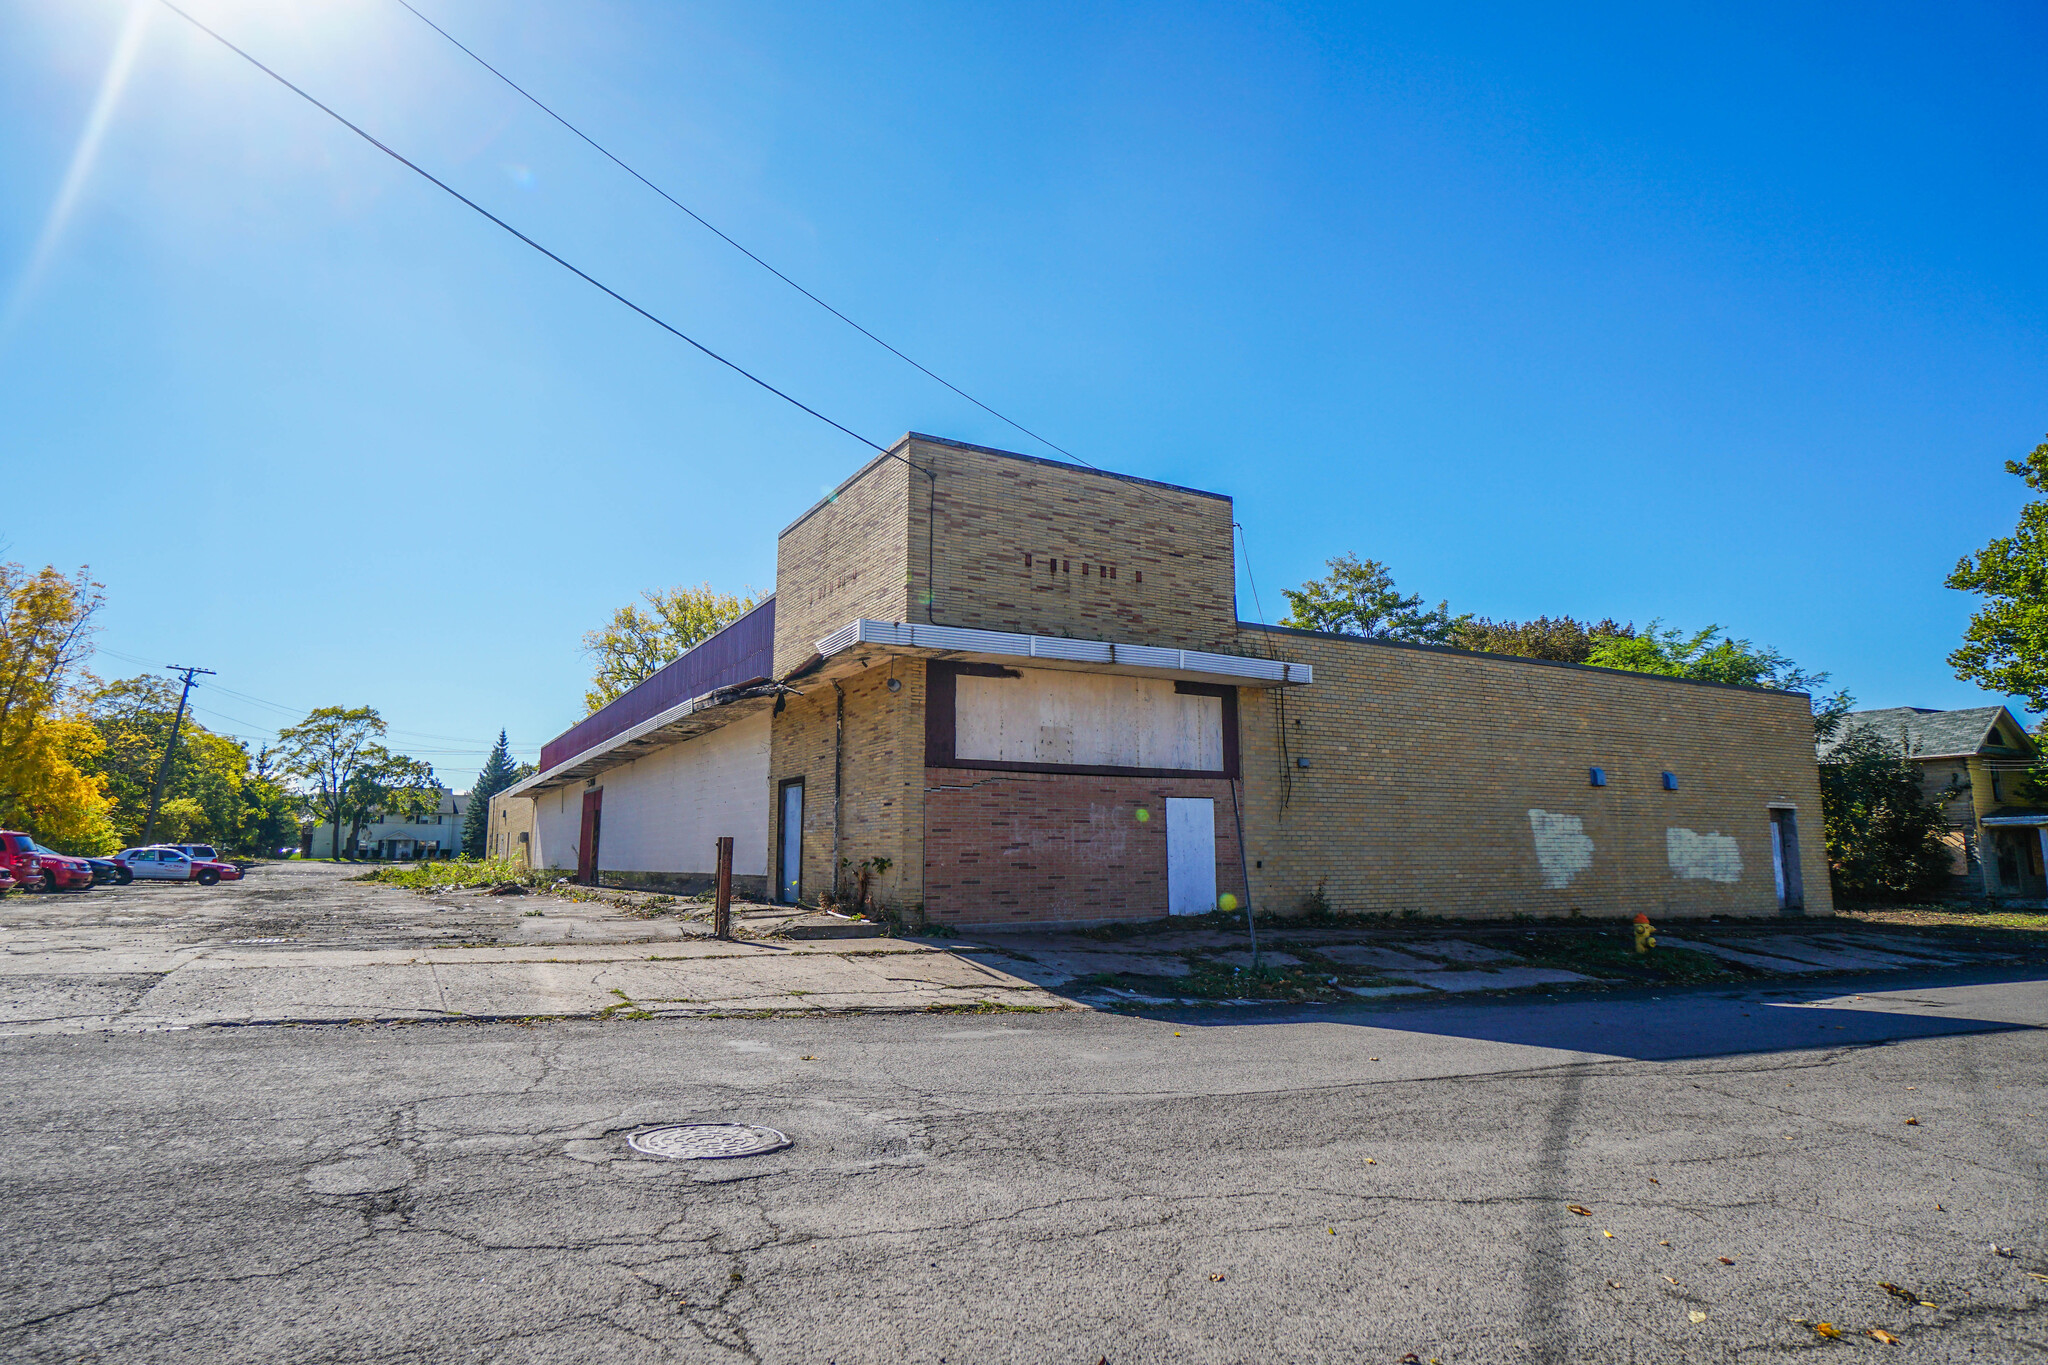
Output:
[{"xmin": 462, "ymin": 730, "xmax": 519, "ymax": 857}]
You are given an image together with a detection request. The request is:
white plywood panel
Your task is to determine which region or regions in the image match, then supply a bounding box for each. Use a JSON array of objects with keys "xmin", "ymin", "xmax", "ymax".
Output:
[
  {"xmin": 574, "ymin": 710, "xmax": 771, "ymax": 875},
  {"xmin": 955, "ymin": 668, "xmax": 1224, "ymax": 770},
  {"xmin": 1166, "ymin": 797, "xmax": 1218, "ymax": 915}
]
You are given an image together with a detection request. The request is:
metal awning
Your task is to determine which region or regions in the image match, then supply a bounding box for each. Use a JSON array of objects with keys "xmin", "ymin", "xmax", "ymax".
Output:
[
  {"xmin": 1980, "ymin": 810, "xmax": 2048, "ymax": 827},
  {"xmin": 813, "ymin": 619, "xmax": 1312, "ymax": 687},
  {"xmin": 503, "ymin": 682, "xmax": 780, "ymax": 798}
]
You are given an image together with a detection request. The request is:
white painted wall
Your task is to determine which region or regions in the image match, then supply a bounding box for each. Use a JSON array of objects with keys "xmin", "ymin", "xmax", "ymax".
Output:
[
  {"xmin": 530, "ymin": 710, "xmax": 770, "ymax": 875},
  {"xmin": 955, "ymin": 667, "xmax": 1224, "ymax": 770}
]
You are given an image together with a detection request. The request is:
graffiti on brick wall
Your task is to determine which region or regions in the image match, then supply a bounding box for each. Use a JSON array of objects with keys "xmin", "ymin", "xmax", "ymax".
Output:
[
  {"xmin": 1527, "ymin": 810, "xmax": 1594, "ymax": 889},
  {"xmin": 1666, "ymin": 827, "xmax": 1742, "ymax": 883}
]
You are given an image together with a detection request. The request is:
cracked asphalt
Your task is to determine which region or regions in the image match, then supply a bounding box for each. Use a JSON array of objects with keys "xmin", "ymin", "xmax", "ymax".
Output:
[{"xmin": 5, "ymin": 970, "xmax": 2046, "ymax": 1362}]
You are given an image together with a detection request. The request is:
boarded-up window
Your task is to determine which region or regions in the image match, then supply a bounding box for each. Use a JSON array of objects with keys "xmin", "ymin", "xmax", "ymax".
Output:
[{"xmin": 951, "ymin": 667, "xmax": 1225, "ymax": 772}]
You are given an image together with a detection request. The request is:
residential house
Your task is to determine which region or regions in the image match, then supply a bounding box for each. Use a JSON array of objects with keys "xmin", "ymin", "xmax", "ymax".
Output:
[
  {"xmin": 1823, "ymin": 705, "xmax": 2045, "ymax": 900},
  {"xmin": 310, "ymin": 785, "xmax": 468, "ymax": 860}
]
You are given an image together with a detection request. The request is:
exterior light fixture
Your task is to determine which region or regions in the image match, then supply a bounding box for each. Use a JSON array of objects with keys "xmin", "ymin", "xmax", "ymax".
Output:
[
  {"xmin": 1588, "ymin": 766, "xmax": 1607, "ymax": 787},
  {"xmin": 887, "ymin": 677, "xmax": 902, "ymax": 692},
  {"xmin": 1662, "ymin": 771, "xmax": 1678, "ymax": 790}
]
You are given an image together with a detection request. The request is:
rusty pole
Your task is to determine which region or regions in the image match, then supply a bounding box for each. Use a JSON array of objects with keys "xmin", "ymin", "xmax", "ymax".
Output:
[{"xmin": 714, "ymin": 836, "xmax": 734, "ymax": 940}]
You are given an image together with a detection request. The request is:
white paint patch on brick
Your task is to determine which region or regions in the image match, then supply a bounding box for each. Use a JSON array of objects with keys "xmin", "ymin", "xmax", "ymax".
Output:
[
  {"xmin": 1527, "ymin": 810, "xmax": 1594, "ymax": 889},
  {"xmin": 1666, "ymin": 827, "xmax": 1743, "ymax": 883}
]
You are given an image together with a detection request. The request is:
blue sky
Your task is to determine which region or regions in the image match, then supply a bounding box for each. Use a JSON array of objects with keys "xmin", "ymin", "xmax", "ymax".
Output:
[{"xmin": 3, "ymin": 0, "xmax": 2043, "ymax": 786}]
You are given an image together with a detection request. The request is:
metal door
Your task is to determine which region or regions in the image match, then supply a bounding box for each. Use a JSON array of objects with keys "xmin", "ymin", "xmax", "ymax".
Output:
[
  {"xmin": 1769, "ymin": 808, "xmax": 1803, "ymax": 913},
  {"xmin": 778, "ymin": 781, "xmax": 804, "ymax": 904},
  {"xmin": 1166, "ymin": 797, "xmax": 1217, "ymax": 915},
  {"xmin": 577, "ymin": 788, "xmax": 603, "ymax": 885}
]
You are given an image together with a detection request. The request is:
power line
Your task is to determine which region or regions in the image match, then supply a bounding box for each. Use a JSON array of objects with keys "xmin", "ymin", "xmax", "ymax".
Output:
[
  {"xmin": 393, "ymin": 0, "xmax": 1084, "ymax": 467},
  {"xmin": 154, "ymin": 0, "xmax": 885, "ymax": 455}
]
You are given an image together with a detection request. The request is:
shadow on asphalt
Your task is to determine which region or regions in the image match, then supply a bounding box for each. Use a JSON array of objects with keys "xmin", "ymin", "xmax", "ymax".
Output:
[{"xmin": 1114, "ymin": 966, "xmax": 2048, "ymax": 1062}]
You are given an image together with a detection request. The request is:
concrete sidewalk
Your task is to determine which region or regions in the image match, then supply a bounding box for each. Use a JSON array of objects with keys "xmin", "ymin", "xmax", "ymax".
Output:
[{"xmin": 4, "ymin": 860, "xmax": 2041, "ymax": 1033}]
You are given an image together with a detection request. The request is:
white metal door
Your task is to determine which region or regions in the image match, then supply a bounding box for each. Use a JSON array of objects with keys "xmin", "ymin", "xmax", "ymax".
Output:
[{"xmin": 1166, "ymin": 797, "xmax": 1217, "ymax": 916}]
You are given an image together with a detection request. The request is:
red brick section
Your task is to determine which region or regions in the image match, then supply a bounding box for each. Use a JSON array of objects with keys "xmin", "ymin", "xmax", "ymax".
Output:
[{"xmin": 923, "ymin": 769, "xmax": 1246, "ymax": 925}]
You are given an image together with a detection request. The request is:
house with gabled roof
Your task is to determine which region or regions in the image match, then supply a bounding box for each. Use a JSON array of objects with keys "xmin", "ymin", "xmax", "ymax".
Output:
[{"xmin": 1823, "ymin": 705, "xmax": 2045, "ymax": 899}]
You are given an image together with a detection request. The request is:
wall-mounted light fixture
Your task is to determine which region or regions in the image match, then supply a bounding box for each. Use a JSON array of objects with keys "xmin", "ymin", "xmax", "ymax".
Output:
[
  {"xmin": 1588, "ymin": 766, "xmax": 1607, "ymax": 787},
  {"xmin": 1661, "ymin": 771, "xmax": 1678, "ymax": 790},
  {"xmin": 1297, "ymin": 756, "xmax": 1311, "ymax": 768}
]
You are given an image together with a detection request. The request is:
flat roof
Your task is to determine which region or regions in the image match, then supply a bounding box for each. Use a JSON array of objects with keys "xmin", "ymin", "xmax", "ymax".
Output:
[
  {"xmin": 780, "ymin": 432, "xmax": 1230, "ymax": 538},
  {"xmin": 1237, "ymin": 621, "xmax": 1810, "ymax": 699}
]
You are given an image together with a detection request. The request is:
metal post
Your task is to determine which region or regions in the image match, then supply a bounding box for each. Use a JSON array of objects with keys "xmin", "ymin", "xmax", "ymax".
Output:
[
  {"xmin": 714, "ymin": 836, "xmax": 734, "ymax": 941},
  {"xmin": 142, "ymin": 665, "xmax": 214, "ymax": 846}
]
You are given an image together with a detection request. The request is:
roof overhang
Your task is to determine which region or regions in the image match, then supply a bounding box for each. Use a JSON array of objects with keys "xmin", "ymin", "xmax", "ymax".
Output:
[
  {"xmin": 1981, "ymin": 813, "xmax": 2048, "ymax": 826},
  {"xmin": 813, "ymin": 619, "xmax": 1312, "ymax": 687},
  {"xmin": 503, "ymin": 681, "xmax": 779, "ymax": 798}
]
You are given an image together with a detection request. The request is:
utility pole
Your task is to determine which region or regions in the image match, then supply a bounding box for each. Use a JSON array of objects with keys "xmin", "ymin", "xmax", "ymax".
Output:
[{"xmin": 141, "ymin": 665, "xmax": 215, "ymax": 846}]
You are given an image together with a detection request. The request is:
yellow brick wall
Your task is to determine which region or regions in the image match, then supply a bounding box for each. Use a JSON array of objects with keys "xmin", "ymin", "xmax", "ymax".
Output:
[
  {"xmin": 902, "ymin": 435, "xmax": 1239, "ymax": 650},
  {"xmin": 1235, "ymin": 628, "xmax": 1834, "ymax": 920},
  {"xmin": 773, "ymin": 454, "xmax": 913, "ymax": 677},
  {"xmin": 767, "ymin": 660, "xmax": 927, "ymax": 910}
]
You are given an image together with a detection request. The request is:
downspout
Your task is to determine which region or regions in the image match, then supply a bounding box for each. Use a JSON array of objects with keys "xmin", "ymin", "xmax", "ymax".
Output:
[
  {"xmin": 1227, "ymin": 691, "xmax": 1260, "ymax": 971},
  {"xmin": 832, "ymin": 681, "xmax": 845, "ymax": 902}
]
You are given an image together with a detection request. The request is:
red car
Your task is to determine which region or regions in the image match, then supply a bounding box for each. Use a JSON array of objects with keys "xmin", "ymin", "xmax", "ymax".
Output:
[
  {"xmin": 27, "ymin": 840, "xmax": 96, "ymax": 891},
  {"xmin": 0, "ymin": 831, "xmax": 46, "ymax": 891},
  {"xmin": 114, "ymin": 846, "xmax": 243, "ymax": 886}
]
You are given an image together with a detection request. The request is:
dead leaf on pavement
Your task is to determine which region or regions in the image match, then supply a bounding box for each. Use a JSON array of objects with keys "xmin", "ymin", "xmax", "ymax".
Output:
[
  {"xmin": 1208, "ymin": 1273, "xmax": 1225, "ymax": 1282},
  {"xmin": 1688, "ymin": 1311, "xmax": 1707, "ymax": 1323},
  {"xmin": 1718, "ymin": 1257, "xmax": 1735, "ymax": 1265},
  {"xmin": 1814, "ymin": 1322, "xmax": 1843, "ymax": 1339},
  {"xmin": 1399, "ymin": 1354, "xmax": 1420, "ymax": 1363},
  {"xmin": 1879, "ymin": 1283, "xmax": 1917, "ymax": 1301},
  {"xmin": 1664, "ymin": 1275, "xmax": 1679, "ymax": 1285},
  {"xmin": 1603, "ymin": 1230, "xmax": 1615, "ymax": 1238},
  {"xmin": 2027, "ymin": 1272, "xmax": 2048, "ymax": 1284},
  {"xmin": 1365, "ymin": 1158, "xmax": 1377, "ymax": 1165},
  {"xmin": 1608, "ymin": 1280, "xmax": 1621, "ymax": 1289},
  {"xmin": 1568, "ymin": 1204, "xmax": 1592, "ymax": 1216},
  {"xmin": 1648, "ymin": 1176, "xmax": 1659, "ymax": 1184},
  {"xmin": 1904, "ymin": 1116, "xmax": 1919, "ymax": 1125},
  {"xmin": 1991, "ymin": 1244, "xmax": 2016, "ymax": 1258},
  {"xmin": 1659, "ymin": 1240, "xmax": 1672, "ymax": 1247},
  {"xmin": 1868, "ymin": 1329, "xmax": 1900, "ymax": 1345}
]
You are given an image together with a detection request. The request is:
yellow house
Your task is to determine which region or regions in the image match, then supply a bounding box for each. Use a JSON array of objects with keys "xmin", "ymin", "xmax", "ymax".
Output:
[{"xmin": 1827, "ymin": 705, "xmax": 2045, "ymax": 900}]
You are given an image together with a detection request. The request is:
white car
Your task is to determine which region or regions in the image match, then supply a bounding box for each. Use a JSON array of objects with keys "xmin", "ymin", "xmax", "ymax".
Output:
[{"xmin": 116, "ymin": 846, "xmax": 240, "ymax": 886}]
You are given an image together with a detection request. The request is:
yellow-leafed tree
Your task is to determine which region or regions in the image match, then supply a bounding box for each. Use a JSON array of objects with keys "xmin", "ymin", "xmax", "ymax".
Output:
[{"xmin": 0, "ymin": 564, "xmax": 117, "ymax": 853}]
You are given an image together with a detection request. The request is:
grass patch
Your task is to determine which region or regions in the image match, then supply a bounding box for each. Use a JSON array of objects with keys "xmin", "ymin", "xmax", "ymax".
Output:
[
  {"xmin": 353, "ymin": 857, "xmax": 550, "ymax": 891},
  {"xmin": 1844, "ymin": 906, "xmax": 2048, "ymax": 932}
]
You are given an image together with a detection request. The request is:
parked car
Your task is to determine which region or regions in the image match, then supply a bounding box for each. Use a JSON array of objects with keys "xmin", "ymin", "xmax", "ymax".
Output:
[
  {"xmin": 0, "ymin": 831, "xmax": 46, "ymax": 891},
  {"xmin": 26, "ymin": 841, "xmax": 96, "ymax": 891},
  {"xmin": 168, "ymin": 844, "xmax": 219, "ymax": 863},
  {"xmin": 83, "ymin": 857, "xmax": 124, "ymax": 885},
  {"xmin": 114, "ymin": 846, "xmax": 242, "ymax": 886},
  {"xmin": 0, "ymin": 864, "xmax": 16, "ymax": 894}
]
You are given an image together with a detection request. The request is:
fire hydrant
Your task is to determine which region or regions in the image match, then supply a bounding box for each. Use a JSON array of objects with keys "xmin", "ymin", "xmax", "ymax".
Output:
[{"xmin": 1633, "ymin": 912, "xmax": 1656, "ymax": 954}]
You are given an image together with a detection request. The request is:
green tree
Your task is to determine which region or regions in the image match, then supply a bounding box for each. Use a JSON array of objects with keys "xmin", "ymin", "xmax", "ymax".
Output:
[
  {"xmin": 1451, "ymin": 615, "xmax": 1635, "ymax": 663},
  {"xmin": 277, "ymin": 706, "xmax": 386, "ymax": 859},
  {"xmin": 85, "ymin": 676, "xmax": 300, "ymax": 853},
  {"xmin": 582, "ymin": 582, "xmax": 763, "ymax": 713},
  {"xmin": 1586, "ymin": 620, "xmax": 1852, "ymax": 740},
  {"xmin": 1280, "ymin": 554, "xmax": 1463, "ymax": 645},
  {"xmin": 1948, "ymin": 435, "xmax": 2048, "ymax": 709},
  {"xmin": 1820, "ymin": 726, "xmax": 1958, "ymax": 901},
  {"xmin": 337, "ymin": 747, "xmax": 438, "ymax": 858},
  {"xmin": 461, "ymin": 730, "xmax": 520, "ymax": 857}
]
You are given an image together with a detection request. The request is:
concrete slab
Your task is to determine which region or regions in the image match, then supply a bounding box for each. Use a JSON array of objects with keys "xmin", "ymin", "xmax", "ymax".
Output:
[
  {"xmin": 1212, "ymin": 951, "xmax": 1302, "ymax": 968},
  {"xmin": 1397, "ymin": 967, "xmax": 1597, "ymax": 992},
  {"xmin": 1340, "ymin": 984, "xmax": 1435, "ymax": 999},
  {"xmin": 976, "ymin": 949, "xmax": 1193, "ymax": 987},
  {"xmin": 1657, "ymin": 938, "xmax": 1834, "ymax": 972},
  {"xmin": 1405, "ymin": 939, "xmax": 1518, "ymax": 963},
  {"xmin": 1312, "ymin": 945, "xmax": 1441, "ymax": 971},
  {"xmin": 1692, "ymin": 938, "xmax": 1944, "ymax": 972}
]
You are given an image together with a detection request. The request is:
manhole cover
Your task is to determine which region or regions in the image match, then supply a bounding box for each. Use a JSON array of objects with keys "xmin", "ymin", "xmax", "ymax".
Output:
[{"xmin": 628, "ymin": 1124, "xmax": 792, "ymax": 1161}]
